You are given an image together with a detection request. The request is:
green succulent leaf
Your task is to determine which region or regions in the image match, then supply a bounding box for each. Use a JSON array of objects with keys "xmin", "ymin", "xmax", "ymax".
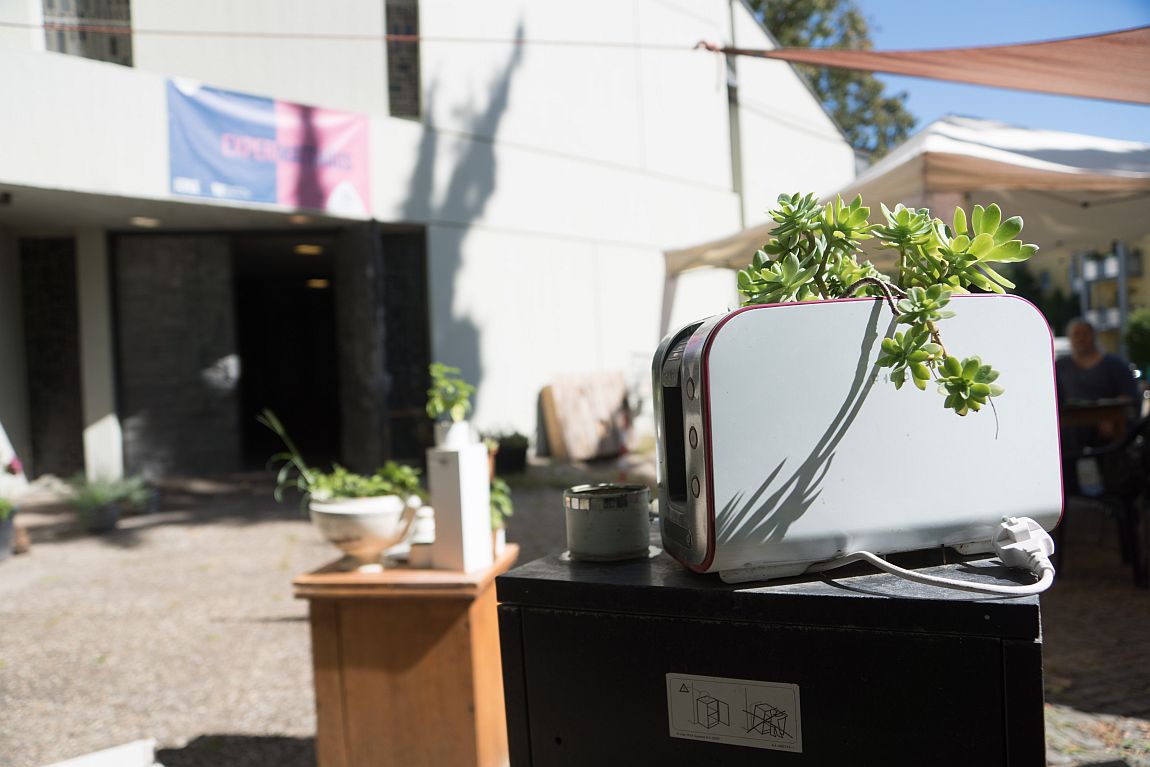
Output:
[{"xmin": 736, "ymin": 192, "xmax": 1025, "ymax": 417}]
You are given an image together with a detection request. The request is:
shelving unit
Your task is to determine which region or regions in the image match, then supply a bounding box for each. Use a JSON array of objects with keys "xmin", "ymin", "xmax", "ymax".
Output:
[{"xmin": 1072, "ymin": 242, "xmax": 1141, "ymax": 354}]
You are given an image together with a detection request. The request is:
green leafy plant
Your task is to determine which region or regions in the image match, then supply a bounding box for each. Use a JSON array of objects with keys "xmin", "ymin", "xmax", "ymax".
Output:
[
  {"xmin": 737, "ymin": 193, "xmax": 1038, "ymax": 415},
  {"xmin": 66, "ymin": 475, "xmax": 129, "ymax": 514},
  {"xmin": 1125, "ymin": 308, "xmax": 1150, "ymax": 372},
  {"xmin": 426, "ymin": 363, "xmax": 475, "ymax": 423},
  {"xmin": 258, "ymin": 409, "xmax": 424, "ymax": 506},
  {"xmin": 0, "ymin": 498, "xmax": 14, "ymax": 522},
  {"xmin": 490, "ymin": 477, "xmax": 513, "ymax": 530}
]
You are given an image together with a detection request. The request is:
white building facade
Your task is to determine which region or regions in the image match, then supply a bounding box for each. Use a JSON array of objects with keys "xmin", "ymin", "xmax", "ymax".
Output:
[{"xmin": 0, "ymin": 0, "xmax": 854, "ymax": 478}]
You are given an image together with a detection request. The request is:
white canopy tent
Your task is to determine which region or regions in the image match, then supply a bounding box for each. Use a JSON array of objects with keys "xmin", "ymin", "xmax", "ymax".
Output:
[{"xmin": 663, "ymin": 116, "xmax": 1150, "ymax": 333}]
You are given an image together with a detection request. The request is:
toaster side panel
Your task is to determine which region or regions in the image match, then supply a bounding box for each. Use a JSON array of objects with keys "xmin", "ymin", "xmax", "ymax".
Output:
[{"xmin": 700, "ymin": 295, "xmax": 1061, "ymax": 574}]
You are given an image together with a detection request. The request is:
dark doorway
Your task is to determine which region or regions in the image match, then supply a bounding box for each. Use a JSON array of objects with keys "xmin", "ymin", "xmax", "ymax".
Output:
[
  {"xmin": 234, "ymin": 233, "xmax": 341, "ymax": 470},
  {"xmin": 20, "ymin": 237, "xmax": 85, "ymax": 478}
]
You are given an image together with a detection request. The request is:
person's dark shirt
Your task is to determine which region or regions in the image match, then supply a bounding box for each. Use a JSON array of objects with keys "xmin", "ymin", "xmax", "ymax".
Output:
[
  {"xmin": 1055, "ymin": 353, "xmax": 1139, "ymax": 405},
  {"xmin": 1056, "ymin": 353, "xmax": 1140, "ymax": 464}
]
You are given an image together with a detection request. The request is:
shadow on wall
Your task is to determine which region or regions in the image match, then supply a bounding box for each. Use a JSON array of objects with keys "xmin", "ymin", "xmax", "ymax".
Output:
[
  {"xmin": 401, "ymin": 21, "xmax": 526, "ymax": 414},
  {"xmin": 157, "ymin": 735, "xmax": 314, "ymax": 767}
]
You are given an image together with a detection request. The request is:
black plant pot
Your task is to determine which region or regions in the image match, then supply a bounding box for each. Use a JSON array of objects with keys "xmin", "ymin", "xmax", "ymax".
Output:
[
  {"xmin": 0, "ymin": 512, "xmax": 13, "ymax": 562},
  {"xmin": 85, "ymin": 504, "xmax": 121, "ymax": 534},
  {"xmin": 495, "ymin": 444, "xmax": 528, "ymax": 474}
]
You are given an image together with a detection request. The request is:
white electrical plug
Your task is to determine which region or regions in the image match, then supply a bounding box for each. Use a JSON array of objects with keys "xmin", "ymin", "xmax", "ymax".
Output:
[{"xmin": 992, "ymin": 516, "xmax": 1055, "ymax": 573}]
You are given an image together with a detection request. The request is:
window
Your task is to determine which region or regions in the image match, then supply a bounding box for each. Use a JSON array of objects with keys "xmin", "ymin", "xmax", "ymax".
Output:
[
  {"xmin": 43, "ymin": 0, "xmax": 132, "ymax": 67},
  {"xmin": 385, "ymin": 0, "xmax": 421, "ymax": 119}
]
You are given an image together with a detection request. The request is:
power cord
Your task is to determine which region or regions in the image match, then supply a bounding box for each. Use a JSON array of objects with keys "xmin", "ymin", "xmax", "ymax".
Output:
[{"xmin": 808, "ymin": 516, "xmax": 1056, "ymax": 596}]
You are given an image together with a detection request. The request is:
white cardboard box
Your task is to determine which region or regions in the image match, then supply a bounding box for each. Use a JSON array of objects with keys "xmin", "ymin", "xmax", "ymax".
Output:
[{"xmin": 427, "ymin": 442, "xmax": 493, "ymax": 573}]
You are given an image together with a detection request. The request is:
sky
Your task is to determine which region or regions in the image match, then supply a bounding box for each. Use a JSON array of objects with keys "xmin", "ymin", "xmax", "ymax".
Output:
[{"xmin": 851, "ymin": 0, "xmax": 1150, "ymax": 144}]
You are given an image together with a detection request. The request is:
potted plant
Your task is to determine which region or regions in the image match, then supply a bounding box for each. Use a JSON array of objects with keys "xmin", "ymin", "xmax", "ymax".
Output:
[
  {"xmin": 0, "ymin": 454, "xmax": 23, "ymax": 560},
  {"xmin": 494, "ymin": 432, "xmax": 529, "ymax": 474},
  {"xmin": 426, "ymin": 362, "xmax": 476, "ymax": 448},
  {"xmin": 736, "ymin": 192, "xmax": 1037, "ymax": 415},
  {"xmin": 259, "ymin": 409, "xmax": 424, "ymax": 567},
  {"xmin": 66, "ymin": 475, "xmax": 126, "ymax": 533},
  {"xmin": 0, "ymin": 499, "xmax": 15, "ymax": 562},
  {"xmin": 490, "ymin": 476, "xmax": 513, "ymax": 556}
]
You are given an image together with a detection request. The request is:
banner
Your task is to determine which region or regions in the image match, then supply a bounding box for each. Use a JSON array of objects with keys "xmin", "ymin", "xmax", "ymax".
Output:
[{"xmin": 167, "ymin": 79, "xmax": 370, "ymax": 216}]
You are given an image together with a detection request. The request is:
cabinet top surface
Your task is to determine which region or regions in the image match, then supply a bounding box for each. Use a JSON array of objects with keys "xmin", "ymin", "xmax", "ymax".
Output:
[
  {"xmin": 294, "ymin": 545, "xmax": 519, "ymax": 600},
  {"xmin": 496, "ymin": 550, "xmax": 1041, "ymax": 639}
]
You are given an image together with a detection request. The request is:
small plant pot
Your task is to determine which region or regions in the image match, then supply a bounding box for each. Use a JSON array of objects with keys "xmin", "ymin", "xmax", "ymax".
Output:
[
  {"xmin": 493, "ymin": 526, "xmax": 507, "ymax": 557},
  {"xmin": 85, "ymin": 504, "xmax": 121, "ymax": 534},
  {"xmin": 0, "ymin": 511, "xmax": 14, "ymax": 562},
  {"xmin": 487, "ymin": 445, "xmax": 498, "ymax": 482},
  {"xmin": 495, "ymin": 444, "xmax": 528, "ymax": 474}
]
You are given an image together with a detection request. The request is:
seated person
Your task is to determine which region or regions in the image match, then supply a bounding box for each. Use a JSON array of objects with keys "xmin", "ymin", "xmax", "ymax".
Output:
[{"xmin": 1056, "ymin": 318, "xmax": 1140, "ymax": 493}]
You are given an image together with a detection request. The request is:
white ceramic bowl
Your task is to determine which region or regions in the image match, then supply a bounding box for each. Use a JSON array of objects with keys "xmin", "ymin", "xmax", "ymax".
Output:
[{"xmin": 309, "ymin": 495, "xmax": 416, "ymax": 565}]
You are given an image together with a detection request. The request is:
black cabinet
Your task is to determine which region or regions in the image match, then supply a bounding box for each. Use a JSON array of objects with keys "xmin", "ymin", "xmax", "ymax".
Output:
[{"xmin": 497, "ymin": 553, "xmax": 1044, "ymax": 766}]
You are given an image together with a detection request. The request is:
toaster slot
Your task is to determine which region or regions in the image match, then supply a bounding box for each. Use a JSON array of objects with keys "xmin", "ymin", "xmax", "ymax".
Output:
[{"xmin": 661, "ymin": 381, "xmax": 688, "ymax": 505}]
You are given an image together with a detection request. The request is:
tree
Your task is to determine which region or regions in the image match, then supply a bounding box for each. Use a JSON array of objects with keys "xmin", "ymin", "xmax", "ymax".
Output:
[{"xmin": 749, "ymin": 0, "xmax": 916, "ymax": 158}]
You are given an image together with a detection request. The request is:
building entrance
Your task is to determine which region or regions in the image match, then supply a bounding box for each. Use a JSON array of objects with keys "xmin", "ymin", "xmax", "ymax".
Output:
[{"xmin": 233, "ymin": 232, "xmax": 341, "ymax": 471}]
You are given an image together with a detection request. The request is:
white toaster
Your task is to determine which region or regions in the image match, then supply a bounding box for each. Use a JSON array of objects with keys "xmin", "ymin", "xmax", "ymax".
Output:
[{"xmin": 652, "ymin": 295, "xmax": 1062, "ymax": 583}]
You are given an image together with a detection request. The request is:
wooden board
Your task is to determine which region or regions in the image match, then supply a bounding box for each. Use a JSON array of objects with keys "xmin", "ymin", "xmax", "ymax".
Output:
[
  {"xmin": 541, "ymin": 372, "xmax": 630, "ymax": 461},
  {"xmin": 293, "ymin": 545, "xmax": 518, "ymax": 600}
]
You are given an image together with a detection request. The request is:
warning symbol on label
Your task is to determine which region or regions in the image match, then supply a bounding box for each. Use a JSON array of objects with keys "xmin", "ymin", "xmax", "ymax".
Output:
[{"xmin": 665, "ymin": 673, "xmax": 801, "ymax": 753}]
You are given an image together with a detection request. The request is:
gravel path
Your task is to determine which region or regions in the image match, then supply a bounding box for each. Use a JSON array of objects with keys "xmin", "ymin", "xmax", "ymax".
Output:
[
  {"xmin": 0, "ymin": 479, "xmax": 331, "ymax": 767},
  {"xmin": 2, "ymin": 470, "xmax": 1148, "ymax": 766}
]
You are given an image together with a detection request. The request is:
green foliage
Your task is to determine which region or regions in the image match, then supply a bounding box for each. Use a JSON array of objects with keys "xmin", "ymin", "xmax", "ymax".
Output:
[
  {"xmin": 307, "ymin": 462, "xmax": 424, "ymax": 502},
  {"xmin": 751, "ymin": 0, "xmax": 916, "ymax": 156},
  {"xmin": 936, "ymin": 356, "xmax": 1004, "ymax": 416},
  {"xmin": 490, "ymin": 477, "xmax": 514, "ymax": 530},
  {"xmin": 1125, "ymin": 308, "xmax": 1150, "ymax": 370},
  {"xmin": 66, "ymin": 475, "xmax": 142, "ymax": 514},
  {"xmin": 737, "ymin": 192, "xmax": 1039, "ymax": 415},
  {"xmin": 426, "ymin": 363, "xmax": 476, "ymax": 423},
  {"xmin": 0, "ymin": 498, "xmax": 14, "ymax": 521},
  {"xmin": 876, "ymin": 326, "xmax": 941, "ymax": 392},
  {"xmin": 896, "ymin": 286, "xmax": 955, "ymax": 326},
  {"xmin": 258, "ymin": 409, "xmax": 424, "ymax": 507}
]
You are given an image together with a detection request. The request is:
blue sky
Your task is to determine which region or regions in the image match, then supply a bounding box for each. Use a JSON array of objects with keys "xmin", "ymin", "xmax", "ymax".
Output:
[{"xmin": 852, "ymin": 0, "xmax": 1150, "ymax": 143}]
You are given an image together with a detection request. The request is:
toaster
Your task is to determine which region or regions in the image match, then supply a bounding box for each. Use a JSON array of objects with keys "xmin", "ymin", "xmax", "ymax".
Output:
[{"xmin": 652, "ymin": 294, "xmax": 1062, "ymax": 583}]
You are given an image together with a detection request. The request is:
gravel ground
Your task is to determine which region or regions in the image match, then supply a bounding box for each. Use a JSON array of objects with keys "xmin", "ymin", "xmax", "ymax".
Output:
[
  {"xmin": 2, "ymin": 467, "xmax": 1148, "ymax": 766},
  {"xmin": 0, "ymin": 479, "xmax": 332, "ymax": 767}
]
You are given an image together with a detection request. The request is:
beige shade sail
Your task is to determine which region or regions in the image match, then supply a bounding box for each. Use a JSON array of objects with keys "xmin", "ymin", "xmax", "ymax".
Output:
[
  {"xmin": 665, "ymin": 116, "xmax": 1150, "ymax": 275},
  {"xmin": 717, "ymin": 26, "xmax": 1150, "ymax": 105}
]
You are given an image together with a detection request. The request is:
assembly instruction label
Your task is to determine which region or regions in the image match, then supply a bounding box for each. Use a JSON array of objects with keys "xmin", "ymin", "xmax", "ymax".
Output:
[{"xmin": 666, "ymin": 673, "xmax": 801, "ymax": 753}]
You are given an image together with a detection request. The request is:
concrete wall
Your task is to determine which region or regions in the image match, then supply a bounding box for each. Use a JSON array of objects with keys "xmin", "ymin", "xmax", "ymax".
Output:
[
  {"xmin": 1, "ymin": 0, "xmax": 856, "ymax": 445},
  {"xmin": 0, "ymin": 46, "xmax": 168, "ymax": 201},
  {"xmin": 132, "ymin": 0, "xmax": 388, "ymax": 117},
  {"xmin": 386, "ymin": 0, "xmax": 853, "ymax": 434},
  {"xmin": 0, "ymin": 0, "xmax": 45, "ymax": 52}
]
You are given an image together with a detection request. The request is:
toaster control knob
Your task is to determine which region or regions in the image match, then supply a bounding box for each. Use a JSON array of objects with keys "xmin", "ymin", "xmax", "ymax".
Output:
[
  {"xmin": 686, "ymin": 378, "xmax": 695, "ymax": 399},
  {"xmin": 689, "ymin": 427, "xmax": 698, "ymax": 449},
  {"xmin": 691, "ymin": 476, "xmax": 700, "ymax": 497}
]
